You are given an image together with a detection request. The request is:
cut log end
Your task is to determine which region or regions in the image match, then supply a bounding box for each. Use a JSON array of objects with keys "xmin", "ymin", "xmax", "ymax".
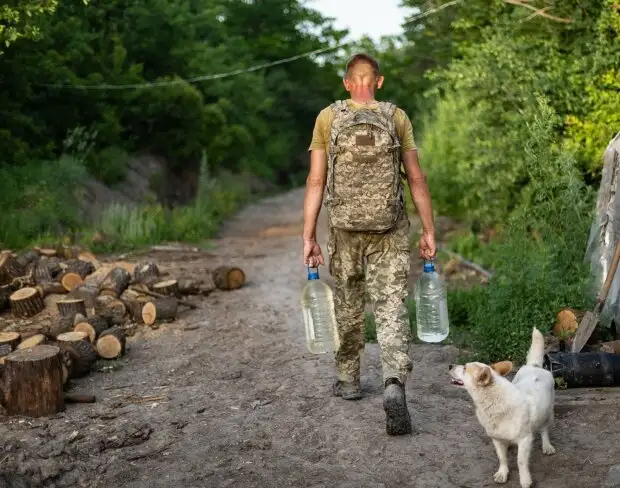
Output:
[
  {"xmin": 0, "ymin": 331, "xmax": 21, "ymax": 351},
  {"xmin": 73, "ymin": 314, "xmax": 109, "ymax": 343},
  {"xmin": 141, "ymin": 298, "xmax": 178, "ymax": 326},
  {"xmin": 96, "ymin": 327, "xmax": 126, "ymax": 359},
  {"xmin": 152, "ymin": 279, "xmax": 179, "ymax": 297},
  {"xmin": 10, "ymin": 287, "xmax": 45, "ymax": 318},
  {"xmin": 61, "ymin": 272, "xmax": 84, "ymax": 292},
  {"xmin": 212, "ymin": 266, "xmax": 246, "ymax": 291},
  {"xmin": 18, "ymin": 334, "xmax": 48, "ymax": 350}
]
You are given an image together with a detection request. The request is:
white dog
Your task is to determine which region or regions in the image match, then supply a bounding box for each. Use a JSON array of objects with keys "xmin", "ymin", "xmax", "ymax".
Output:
[{"xmin": 448, "ymin": 327, "xmax": 556, "ymax": 488}]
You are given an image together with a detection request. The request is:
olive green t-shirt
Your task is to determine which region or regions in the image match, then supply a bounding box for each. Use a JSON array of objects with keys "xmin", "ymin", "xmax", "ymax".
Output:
[{"xmin": 308, "ymin": 99, "xmax": 417, "ymax": 155}]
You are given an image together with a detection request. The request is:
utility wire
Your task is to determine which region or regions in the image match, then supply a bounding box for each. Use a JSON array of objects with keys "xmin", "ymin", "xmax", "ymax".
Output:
[{"xmin": 38, "ymin": 0, "xmax": 462, "ymax": 91}]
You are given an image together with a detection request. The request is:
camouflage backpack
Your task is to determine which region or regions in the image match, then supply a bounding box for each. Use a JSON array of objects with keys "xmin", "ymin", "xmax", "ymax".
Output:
[{"xmin": 324, "ymin": 100, "xmax": 405, "ymax": 232}]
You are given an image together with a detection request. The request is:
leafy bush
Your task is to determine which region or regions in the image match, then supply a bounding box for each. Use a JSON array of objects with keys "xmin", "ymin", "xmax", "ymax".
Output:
[
  {"xmin": 94, "ymin": 154, "xmax": 251, "ymax": 250},
  {"xmin": 0, "ymin": 155, "xmax": 87, "ymax": 249},
  {"xmin": 366, "ymin": 99, "xmax": 597, "ymax": 364}
]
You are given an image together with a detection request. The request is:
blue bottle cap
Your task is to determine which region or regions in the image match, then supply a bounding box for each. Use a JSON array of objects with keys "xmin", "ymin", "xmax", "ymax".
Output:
[
  {"xmin": 423, "ymin": 260, "xmax": 435, "ymax": 273},
  {"xmin": 307, "ymin": 266, "xmax": 319, "ymax": 280}
]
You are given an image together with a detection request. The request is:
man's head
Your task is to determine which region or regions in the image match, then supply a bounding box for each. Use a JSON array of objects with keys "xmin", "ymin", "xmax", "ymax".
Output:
[{"xmin": 343, "ymin": 52, "xmax": 384, "ymax": 102}]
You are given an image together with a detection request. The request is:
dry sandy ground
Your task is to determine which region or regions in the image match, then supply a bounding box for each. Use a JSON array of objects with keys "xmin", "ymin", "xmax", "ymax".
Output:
[{"xmin": 0, "ymin": 187, "xmax": 619, "ymax": 488}]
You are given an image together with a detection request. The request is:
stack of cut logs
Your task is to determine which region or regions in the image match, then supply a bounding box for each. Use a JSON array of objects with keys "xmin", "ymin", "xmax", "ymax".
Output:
[{"xmin": 0, "ymin": 245, "xmax": 245, "ymax": 417}]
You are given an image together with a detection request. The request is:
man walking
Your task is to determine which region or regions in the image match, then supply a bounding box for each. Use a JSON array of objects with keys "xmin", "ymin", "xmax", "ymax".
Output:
[{"xmin": 302, "ymin": 53, "xmax": 437, "ymax": 436}]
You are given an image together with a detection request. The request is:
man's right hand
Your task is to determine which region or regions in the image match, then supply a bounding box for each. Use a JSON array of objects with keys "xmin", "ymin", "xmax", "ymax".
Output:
[{"xmin": 303, "ymin": 238, "xmax": 325, "ymax": 268}]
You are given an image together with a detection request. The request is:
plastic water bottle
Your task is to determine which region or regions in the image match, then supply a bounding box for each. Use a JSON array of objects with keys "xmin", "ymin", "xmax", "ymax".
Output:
[
  {"xmin": 414, "ymin": 259, "xmax": 450, "ymax": 343},
  {"xmin": 300, "ymin": 266, "xmax": 340, "ymax": 354}
]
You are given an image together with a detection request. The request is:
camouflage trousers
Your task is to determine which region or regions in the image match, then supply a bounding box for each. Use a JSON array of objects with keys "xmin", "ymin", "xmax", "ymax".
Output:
[{"xmin": 327, "ymin": 215, "xmax": 413, "ymax": 385}]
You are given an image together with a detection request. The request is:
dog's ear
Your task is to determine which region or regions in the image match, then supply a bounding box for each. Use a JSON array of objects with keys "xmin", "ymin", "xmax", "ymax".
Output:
[
  {"xmin": 471, "ymin": 364, "xmax": 492, "ymax": 386},
  {"xmin": 491, "ymin": 361, "xmax": 513, "ymax": 376}
]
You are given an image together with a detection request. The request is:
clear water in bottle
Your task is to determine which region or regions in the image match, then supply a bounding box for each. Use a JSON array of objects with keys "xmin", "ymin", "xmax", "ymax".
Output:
[
  {"xmin": 414, "ymin": 260, "xmax": 449, "ymax": 343},
  {"xmin": 300, "ymin": 266, "xmax": 340, "ymax": 354}
]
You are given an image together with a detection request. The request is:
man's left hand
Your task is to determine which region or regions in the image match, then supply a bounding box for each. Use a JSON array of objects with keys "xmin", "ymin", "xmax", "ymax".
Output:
[{"xmin": 419, "ymin": 231, "xmax": 437, "ymax": 261}]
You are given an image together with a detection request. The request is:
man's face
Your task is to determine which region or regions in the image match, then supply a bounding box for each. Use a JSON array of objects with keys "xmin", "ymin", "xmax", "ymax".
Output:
[{"xmin": 343, "ymin": 61, "xmax": 384, "ymax": 102}]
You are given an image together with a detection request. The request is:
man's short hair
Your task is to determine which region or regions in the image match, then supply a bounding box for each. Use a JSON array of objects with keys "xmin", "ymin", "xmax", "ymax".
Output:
[{"xmin": 345, "ymin": 52, "xmax": 380, "ymax": 78}]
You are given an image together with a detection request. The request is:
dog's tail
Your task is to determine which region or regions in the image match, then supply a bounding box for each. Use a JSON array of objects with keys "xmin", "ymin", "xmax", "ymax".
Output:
[{"xmin": 526, "ymin": 327, "xmax": 545, "ymax": 368}]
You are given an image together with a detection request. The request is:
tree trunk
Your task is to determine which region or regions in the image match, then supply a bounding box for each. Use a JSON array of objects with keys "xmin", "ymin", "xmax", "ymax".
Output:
[
  {"xmin": 1, "ymin": 344, "xmax": 65, "ymax": 417},
  {"xmin": 15, "ymin": 251, "xmax": 39, "ymax": 270},
  {"xmin": 60, "ymin": 272, "xmax": 83, "ymax": 292},
  {"xmin": 36, "ymin": 282, "xmax": 68, "ymax": 297},
  {"xmin": 64, "ymin": 259, "xmax": 95, "ymax": 278}
]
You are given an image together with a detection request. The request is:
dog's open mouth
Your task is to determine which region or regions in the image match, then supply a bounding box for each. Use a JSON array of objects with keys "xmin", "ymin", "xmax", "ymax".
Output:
[{"xmin": 450, "ymin": 378, "xmax": 464, "ymax": 386}]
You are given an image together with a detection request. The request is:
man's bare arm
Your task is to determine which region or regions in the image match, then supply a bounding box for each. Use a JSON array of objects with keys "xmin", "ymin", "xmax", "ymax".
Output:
[
  {"xmin": 402, "ymin": 149, "xmax": 435, "ymax": 235},
  {"xmin": 303, "ymin": 149, "xmax": 328, "ymax": 241}
]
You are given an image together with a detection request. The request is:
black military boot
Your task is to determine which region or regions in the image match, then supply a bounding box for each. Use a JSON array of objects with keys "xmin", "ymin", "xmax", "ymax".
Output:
[{"xmin": 383, "ymin": 378, "xmax": 412, "ymax": 436}]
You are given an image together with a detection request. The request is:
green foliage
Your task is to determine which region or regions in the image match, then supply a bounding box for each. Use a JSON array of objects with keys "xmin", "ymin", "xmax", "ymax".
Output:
[
  {"xmin": 443, "ymin": 101, "xmax": 595, "ymax": 364},
  {"xmin": 94, "ymin": 154, "xmax": 251, "ymax": 250},
  {"xmin": 0, "ymin": 155, "xmax": 87, "ymax": 249}
]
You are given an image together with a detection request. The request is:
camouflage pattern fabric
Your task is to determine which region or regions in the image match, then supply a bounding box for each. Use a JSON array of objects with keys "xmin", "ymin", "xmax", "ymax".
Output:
[
  {"xmin": 327, "ymin": 214, "xmax": 413, "ymax": 385},
  {"xmin": 324, "ymin": 100, "xmax": 405, "ymax": 232}
]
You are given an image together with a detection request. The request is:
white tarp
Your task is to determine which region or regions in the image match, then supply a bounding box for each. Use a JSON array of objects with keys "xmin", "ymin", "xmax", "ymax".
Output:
[{"xmin": 584, "ymin": 132, "xmax": 620, "ymax": 328}]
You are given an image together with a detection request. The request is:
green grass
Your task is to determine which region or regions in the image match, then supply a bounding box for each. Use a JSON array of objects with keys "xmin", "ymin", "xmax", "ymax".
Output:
[{"xmin": 0, "ymin": 151, "xmax": 256, "ymax": 253}]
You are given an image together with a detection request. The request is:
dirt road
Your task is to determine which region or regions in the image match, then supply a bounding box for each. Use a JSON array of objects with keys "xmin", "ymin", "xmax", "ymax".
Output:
[{"xmin": 1, "ymin": 187, "xmax": 619, "ymax": 488}]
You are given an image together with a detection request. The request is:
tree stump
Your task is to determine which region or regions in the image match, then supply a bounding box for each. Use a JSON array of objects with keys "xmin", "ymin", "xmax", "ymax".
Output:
[
  {"xmin": 99, "ymin": 267, "xmax": 131, "ymax": 298},
  {"xmin": 18, "ymin": 334, "xmax": 48, "ymax": 350},
  {"xmin": 96, "ymin": 327, "xmax": 126, "ymax": 359},
  {"xmin": 56, "ymin": 332, "xmax": 97, "ymax": 378},
  {"xmin": 10, "ymin": 287, "xmax": 44, "ymax": 317},
  {"xmin": 212, "ymin": 266, "xmax": 245, "ymax": 290},
  {"xmin": 74, "ymin": 315, "xmax": 109, "ymax": 343},
  {"xmin": 152, "ymin": 279, "xmax": 180, "ymax": 297},
  {"xmin": 0, "ymin": 331, "xmax": 21, "ymax": 351},
  {"xmin": 94, "ymin": 295, "xmax": 127, "ymax": 325},
  {"xmin": 0, "ymin": 284, "xmax": 11, "ymax": 311},
  {"xmin": 141, "ymin": 298, "xmax": 178, "ymax": 326},
  {"xmin": 0, "ymin": 253, "xmax": 25, "ymax": 286},
  {"xmin": 134, "ymin": 261, "xmax": 160, "ymax": 285},
  {"xmin": 69, "ymin": 282, "xmax": 100, "ymax": 310},
  {"xmin": 1, "ymin": 344, "xmax": 65, "ymax": 417},
  {"xmin": 57, "ymin": 298, "xmax": 87, "ymax": 321}
]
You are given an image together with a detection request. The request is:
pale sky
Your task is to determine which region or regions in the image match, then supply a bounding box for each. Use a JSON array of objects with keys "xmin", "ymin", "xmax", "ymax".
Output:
[{"xmin": 307, "ymin": 0, "xmax": 414, "ymax": 42}]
